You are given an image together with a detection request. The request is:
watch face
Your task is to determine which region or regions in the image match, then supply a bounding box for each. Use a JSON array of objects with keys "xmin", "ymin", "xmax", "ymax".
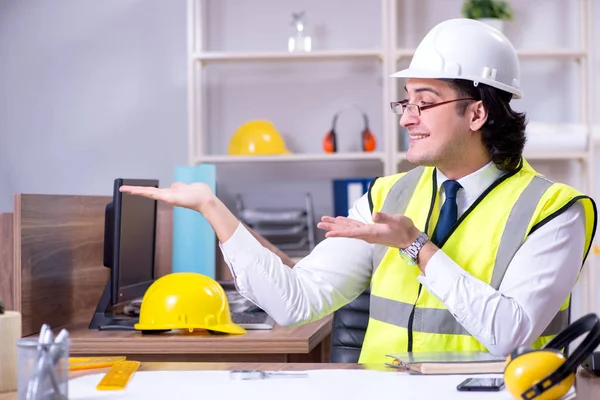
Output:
[{"xmin": 399, "ymin": 251, "xmax": 416, "ymax": 266}]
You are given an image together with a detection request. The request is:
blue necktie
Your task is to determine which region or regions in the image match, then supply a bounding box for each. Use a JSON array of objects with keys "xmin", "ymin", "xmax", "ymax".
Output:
[{"xmin": 432, "ymin": 180, "xmax": 462, "ymax": 245}]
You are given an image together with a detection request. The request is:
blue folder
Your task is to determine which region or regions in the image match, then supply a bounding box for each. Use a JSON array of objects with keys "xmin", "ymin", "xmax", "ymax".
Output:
[{"xmin": 332, "ymin": 178, "xmax": 375, "ymax": 217}]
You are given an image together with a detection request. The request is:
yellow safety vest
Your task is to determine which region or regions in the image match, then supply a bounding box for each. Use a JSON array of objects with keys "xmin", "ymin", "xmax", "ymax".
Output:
[{"xmin": 358, "ymin": 158, "xmax": 597, "ymax": 364}]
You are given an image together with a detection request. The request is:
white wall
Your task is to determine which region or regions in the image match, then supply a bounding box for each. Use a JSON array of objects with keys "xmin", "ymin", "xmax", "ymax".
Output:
[
  {"xmin": 0, "ymin": 0, "xmax": 188, "ymax": 211},
  {"xmin": 1, "ymin": 1, "xmax": 600, "ymax": 316}
]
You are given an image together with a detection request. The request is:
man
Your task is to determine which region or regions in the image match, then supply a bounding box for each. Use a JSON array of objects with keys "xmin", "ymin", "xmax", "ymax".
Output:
[{"xmin": 120, "ymin": 18, "xmax": 597, "ymax": 363}]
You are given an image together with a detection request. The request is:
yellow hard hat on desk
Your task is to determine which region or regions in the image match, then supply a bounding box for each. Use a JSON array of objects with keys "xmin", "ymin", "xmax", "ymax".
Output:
[
  {"xmin": 134, "ymin": 272, "xmax": 246, "ymax": 335},
  {"xmin": 228, "ymin": 120, "xmax": 291, "ymax": 156}
]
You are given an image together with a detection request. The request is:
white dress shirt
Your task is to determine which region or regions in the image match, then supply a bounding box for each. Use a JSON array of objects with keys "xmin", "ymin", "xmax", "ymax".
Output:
[{"xmin": 220, "ymin": 162, "xmax": 586, "ymax": 356}]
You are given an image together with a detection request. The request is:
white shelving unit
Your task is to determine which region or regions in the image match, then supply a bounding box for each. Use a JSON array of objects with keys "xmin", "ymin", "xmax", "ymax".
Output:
[
  {"xmin": 187, "ymin": 0, "xmax": 391, "ymax": 174},
  {"xmin": 193, "ymin": 49, "xmax": 384, "ymax": 63},
  {"xmin": 187, "ymin": 0, "xmax": 595, "ymax": 173},
  {"xmin": 187, "ymin": 0, "xmax": 596, "ymax": 314}
]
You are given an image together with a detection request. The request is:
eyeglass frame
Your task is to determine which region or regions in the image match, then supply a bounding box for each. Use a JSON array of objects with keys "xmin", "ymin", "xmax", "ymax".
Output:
[{"xmin": 389, "ymin": 97, "xmax": 477, "ymax": 116}]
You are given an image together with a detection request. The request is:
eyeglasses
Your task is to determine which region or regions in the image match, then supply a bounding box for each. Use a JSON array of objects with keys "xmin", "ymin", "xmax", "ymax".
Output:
[{"xmin": 389, "ymin": 98, "xmax": 476, "ymax": 116}]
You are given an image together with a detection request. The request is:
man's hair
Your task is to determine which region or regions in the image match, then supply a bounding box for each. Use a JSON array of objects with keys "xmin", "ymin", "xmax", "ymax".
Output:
[{"xmin": 443, "ymin": 79, "xmax": 527, "ymax": 171}]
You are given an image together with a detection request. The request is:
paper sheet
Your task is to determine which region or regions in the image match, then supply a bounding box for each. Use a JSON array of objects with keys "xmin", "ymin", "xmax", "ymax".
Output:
[{"xmin": 67, "ymin": 370, "xmax": 575, "ymax": 400}]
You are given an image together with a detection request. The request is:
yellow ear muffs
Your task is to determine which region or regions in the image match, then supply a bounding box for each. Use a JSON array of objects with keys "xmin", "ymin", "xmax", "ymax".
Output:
[
  {"xmin": 322, "ymin": 107, "xmax": 376, "ymax": 153},
  {"xmin": 504, "ymin": 349, "xmax": 573, "ymax": 400},
  {"xmin": 503, "ymin": 313, "xmax": 600, "ymax": 400}
]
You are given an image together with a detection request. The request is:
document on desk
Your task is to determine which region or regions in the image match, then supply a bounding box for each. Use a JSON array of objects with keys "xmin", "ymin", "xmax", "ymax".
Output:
[
  {"xmin": 385, "ymin": 351, "xmax": 507, "ymax": 375},
  {"xmin": 67, "ymin": 370, "xmax": 574, "ymax": 399}
]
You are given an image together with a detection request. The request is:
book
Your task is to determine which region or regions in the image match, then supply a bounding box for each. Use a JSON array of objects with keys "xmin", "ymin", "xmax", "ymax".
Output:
[{"xmin": 385, "ymin": 351, "xmax": 507, "ymax": 375}]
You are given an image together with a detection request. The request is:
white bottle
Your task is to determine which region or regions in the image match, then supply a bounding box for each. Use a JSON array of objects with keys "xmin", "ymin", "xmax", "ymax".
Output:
[{"xmin": 288, "ymin": 11, "xmax": 312, "ymax": 52}]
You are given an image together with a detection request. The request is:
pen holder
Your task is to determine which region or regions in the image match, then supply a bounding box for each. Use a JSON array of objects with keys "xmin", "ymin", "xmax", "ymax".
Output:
[
  {"xmin": 17, "ymin": 338, "xmax": 69, "ymax": 400},
  {"xmin": 0, "ymin": 310, "xmax": 21, "ymax": 393}
]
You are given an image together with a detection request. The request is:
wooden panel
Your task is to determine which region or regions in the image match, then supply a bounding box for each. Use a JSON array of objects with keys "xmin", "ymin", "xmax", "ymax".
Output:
[
  {"xmin": 62, "ymin": 315, "xmax": 332, "ymax": 356},
  {"xmin": 72, "ymin": 353, "xmax": 289, "ymax": 363},
  {"xmin": 0, "ymin": 213, "xmax": 14, "ymax": 311},
  {"xmin": 154, "ymin": 203, "xmax": 173, "ymax": 278},
  {"xmin": 16, "ymin": 194, "xmax": 110, "ymax": 336}
]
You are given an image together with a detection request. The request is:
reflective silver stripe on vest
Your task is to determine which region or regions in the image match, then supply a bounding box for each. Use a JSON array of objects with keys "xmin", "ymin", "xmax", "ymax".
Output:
[
  {"xmin": 372, "ymin": 166, "xmax": 425, "ymax": 271},
  {"xmin": 371, "ymin": 294, "xmax": 568, "ymax": 336},
  {"xmin": 370, "ymin": 294, "xmax": 470, "ymax": 335},
  {"xmin": 541, "ymin": 308, "xmax": 570, "ymax": 336},
  {"xmin": 490, "ymin": 176, "xmax": 553, "ymax": 290}
]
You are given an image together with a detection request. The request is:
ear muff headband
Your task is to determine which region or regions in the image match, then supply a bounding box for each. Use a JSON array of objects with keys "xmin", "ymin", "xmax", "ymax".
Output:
[
  {"xmin": 520, "ymin": 313, "xmax": 600, "ymax": 399},
  {"xmin": 330, "ymin": 111, "xmax": 370, "ymax": 134},
  {"xmin": 324, "ymin": 107, "xmax": 375, "ymax": 153}
]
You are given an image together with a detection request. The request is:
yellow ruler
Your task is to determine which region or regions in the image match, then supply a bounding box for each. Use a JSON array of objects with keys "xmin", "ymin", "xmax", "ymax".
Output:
[
  {"xmin": 69, "ymin": 356, "xmax": 126, "ymax": 371},
  {"xmin": 96, "ymin": 360, "xmax": 141, "ymax": 391}
]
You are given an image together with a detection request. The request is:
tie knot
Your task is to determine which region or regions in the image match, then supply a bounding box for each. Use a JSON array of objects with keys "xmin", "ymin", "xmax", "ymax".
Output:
[{"xmin": 442, "ymin": 180, "xmax": 462, "ymax": 200}]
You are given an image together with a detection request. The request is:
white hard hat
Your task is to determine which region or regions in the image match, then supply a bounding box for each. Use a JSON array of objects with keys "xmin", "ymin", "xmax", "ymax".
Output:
[{"xmin": 391, "ymin": 18, "xmax": 522, "ymax": 99}]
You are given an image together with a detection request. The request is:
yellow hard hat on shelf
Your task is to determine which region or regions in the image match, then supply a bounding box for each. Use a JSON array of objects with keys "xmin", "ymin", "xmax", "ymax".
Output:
[
  {"xmin": 228, "ymin": 120, "xmax": 291, "ymax": 156},
  {"xmin": 134, "ymin": 272, "xmax": 246, "ymax": 335}
]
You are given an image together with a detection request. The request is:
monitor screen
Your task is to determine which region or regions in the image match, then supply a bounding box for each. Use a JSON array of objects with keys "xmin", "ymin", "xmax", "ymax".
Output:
[{"xmin": 112, "ymin": 178, "xmax": 158, "ymax": 305}]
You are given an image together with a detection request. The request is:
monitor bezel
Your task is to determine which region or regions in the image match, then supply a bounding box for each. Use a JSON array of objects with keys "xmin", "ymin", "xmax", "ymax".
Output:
[{"xmin": 111, "ymin": 177, "xmax": 159, "ymax": 305}]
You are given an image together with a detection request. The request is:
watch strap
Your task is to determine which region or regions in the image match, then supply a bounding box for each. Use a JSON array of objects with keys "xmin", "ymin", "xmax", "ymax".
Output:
[{"xmin": 400, "ymin": 232, "xmax": 429, "ymax": 262}]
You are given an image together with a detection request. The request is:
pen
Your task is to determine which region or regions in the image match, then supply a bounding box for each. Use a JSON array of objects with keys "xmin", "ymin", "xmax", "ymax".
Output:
[
  {"xmin": 25, "ymin": 325, "xmax": 69, "ymax": 400},
  {"xmin": 25, "ymin": 324, "xmax": 51, "ymax": 400},
  {"xmin": 230, "ymin": 370, "xmax": 309, "ymax": 380}
]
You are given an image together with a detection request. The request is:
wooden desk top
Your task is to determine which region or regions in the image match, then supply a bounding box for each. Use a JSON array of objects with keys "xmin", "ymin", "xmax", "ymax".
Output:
[
  {"xmin": 1, "ymin": 362, "xmax": 598, "ymax": 400},
  {"xmin": 47, "ymin": 315, "xmax": 332, "ymax": 355}
]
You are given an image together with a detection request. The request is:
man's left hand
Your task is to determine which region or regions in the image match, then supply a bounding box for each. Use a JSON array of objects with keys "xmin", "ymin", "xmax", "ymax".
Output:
[{"xmin": 317, "ymin": 212, "xmax": 421, "ymax": 249}]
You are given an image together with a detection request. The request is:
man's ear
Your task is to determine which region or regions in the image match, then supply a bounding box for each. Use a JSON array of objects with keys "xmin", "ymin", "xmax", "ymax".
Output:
[{"xmin": 469, "ymin": 100, "xmax": 488, "ymax": 131}]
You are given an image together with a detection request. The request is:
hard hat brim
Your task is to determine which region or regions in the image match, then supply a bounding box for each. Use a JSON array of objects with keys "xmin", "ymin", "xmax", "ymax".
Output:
[
  {"xmin": 134, "ymin": 322, "xmax": 247, "ymax": 335},
  {"xmin": 390, "ymin": 68, "xmax": 523, "ymax": 99}
]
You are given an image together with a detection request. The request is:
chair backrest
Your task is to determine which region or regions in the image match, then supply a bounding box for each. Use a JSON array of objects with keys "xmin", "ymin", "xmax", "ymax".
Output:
[{"xmin": 329, "ymin": 288, "xmax": 370, "ymax": 363}]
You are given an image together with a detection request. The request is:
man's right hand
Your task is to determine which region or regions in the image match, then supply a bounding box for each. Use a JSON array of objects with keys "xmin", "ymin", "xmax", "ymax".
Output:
[{"xmin": 119, "ymin": 182, "xmax": 216, "ymax": 214}]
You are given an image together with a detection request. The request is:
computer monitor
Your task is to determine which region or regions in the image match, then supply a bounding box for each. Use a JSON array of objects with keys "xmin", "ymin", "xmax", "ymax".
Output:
[{"xmin": 89, "ymin": 178, "xmax": 159, "ymax": 330}]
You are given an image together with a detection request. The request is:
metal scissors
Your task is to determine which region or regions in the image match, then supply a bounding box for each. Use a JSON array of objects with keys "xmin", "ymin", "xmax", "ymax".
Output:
[{"xmin": 230, "ymin": 370, "xmax": 309, "ymax": 380}]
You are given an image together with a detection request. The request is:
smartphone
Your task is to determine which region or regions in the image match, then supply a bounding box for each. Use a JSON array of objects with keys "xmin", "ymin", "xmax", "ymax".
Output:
[{"xmin": 456, "ymin": 377, "xmax": 505, "ymax": 392}]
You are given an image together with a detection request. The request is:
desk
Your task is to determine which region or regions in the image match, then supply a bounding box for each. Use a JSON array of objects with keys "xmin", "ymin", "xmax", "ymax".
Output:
[
  {"xmin": 42, "ymin": 315, "xmax": 332, "ymax": 363},
  {"xmin": 1, "ymin": 362, "xmax": 598, "ymax": 400}
]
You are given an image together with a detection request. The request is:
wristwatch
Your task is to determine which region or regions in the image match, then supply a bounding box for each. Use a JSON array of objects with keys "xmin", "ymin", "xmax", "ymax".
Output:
[{"xmin": 398, "ymin": 232, "xmax": 429, "ymax": 266}]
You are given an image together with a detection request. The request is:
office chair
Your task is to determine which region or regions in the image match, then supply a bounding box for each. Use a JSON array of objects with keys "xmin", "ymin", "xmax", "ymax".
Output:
[{"xmin": 329, "ymin": 288, "xmax": 371, "ymax": 363}]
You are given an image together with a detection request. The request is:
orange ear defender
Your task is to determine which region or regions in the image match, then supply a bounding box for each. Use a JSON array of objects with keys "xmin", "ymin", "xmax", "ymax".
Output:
[
  {"xmin": 504, "ymin": 313, "xmax": 600, "ymax": 400},
  {"xmin": 323, "ymin": 108, "xmax": 376, "ymax": 153}
]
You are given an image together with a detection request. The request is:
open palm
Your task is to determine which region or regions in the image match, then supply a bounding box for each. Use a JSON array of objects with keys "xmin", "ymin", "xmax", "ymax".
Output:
[
  {"xmin": 119, "ymin": 182, "xmax": 215, "ymax": 212},
  {"xmin": 317, "ymin": 212, "xmax": 420, "ymax": 249}
]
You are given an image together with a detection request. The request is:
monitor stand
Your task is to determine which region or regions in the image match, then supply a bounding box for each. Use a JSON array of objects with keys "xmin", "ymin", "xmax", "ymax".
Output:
[{"xmin": 89, "ymin": 281, "xmax": 138, "ymax": 331}]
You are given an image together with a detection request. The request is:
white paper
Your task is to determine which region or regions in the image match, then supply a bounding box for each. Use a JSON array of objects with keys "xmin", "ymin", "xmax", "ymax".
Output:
[
  {"xmin": 347, "ymin": 182, "xmax": 364, "ymax": 209},
  {"xmin": 67, "ymin": 370, "xmax": 575, "ymax": 400}
]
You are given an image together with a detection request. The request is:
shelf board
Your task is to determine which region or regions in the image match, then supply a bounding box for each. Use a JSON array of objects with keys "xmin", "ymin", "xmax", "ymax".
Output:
[
  {"xmin": 523, "ymin": 150, "xmax": 589, "ymax": 160},
  {"xmin": 396, "ymin": 49, "xmax": 587, "ymax": 60},
  {"xmin": 516, "ymin": 49, "xmax": 587, "ymax": 59},
  {"xmin": 396, "ymin": 151, "xmax": 589, "ymax": 163},
  {"xmin": 193, "ymin": 49, "xmax": 384, "ymax": 63},
  {"xmin": 194, "ymin": 152, "xmax": 385, "ymax": 164}
]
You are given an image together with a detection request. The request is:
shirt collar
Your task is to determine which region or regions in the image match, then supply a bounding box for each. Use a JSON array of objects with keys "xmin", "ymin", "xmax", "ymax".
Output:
[{"xmin": 435, "ymin": 161, "xmax": 504, "ymax": 201}]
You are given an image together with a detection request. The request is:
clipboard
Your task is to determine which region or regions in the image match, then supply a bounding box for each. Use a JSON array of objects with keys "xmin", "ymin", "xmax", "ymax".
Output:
[{"xmin": 385, "ymin": 351, "xmax": 506, "ymax": 375}]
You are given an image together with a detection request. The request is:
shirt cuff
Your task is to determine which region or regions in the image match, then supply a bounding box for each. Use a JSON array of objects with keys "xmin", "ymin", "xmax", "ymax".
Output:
[
  {"xmin": 417, "ymin": 249, "xmax": 466, "ymax": 302},
  {"xmin": 219, "ymin": 222, "xmax": 265, "ymax": 273}
]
